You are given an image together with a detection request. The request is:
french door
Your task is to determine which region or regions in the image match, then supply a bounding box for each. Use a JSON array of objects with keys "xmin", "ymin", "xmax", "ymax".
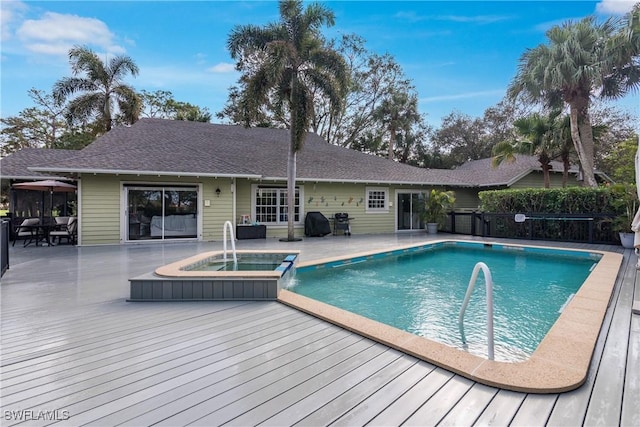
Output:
[{"xmin": 125, "ymin": 185, "xmax": 198, "ymax": 240}]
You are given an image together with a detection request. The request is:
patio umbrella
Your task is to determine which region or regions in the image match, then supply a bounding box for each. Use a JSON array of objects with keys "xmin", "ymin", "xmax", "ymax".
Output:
[
  {"xmin": 631, "ymin": 135, "xmax": 640, "ymax": 267},
  {"xmin": 12, "ymin": 180, "xmax": 77, "ymax": 221}
]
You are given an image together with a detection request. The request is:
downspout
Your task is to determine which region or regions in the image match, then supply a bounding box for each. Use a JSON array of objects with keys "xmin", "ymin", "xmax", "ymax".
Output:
[{"xmin": 231, "ymin": 177, "xmax": 236, "ymax": 231}]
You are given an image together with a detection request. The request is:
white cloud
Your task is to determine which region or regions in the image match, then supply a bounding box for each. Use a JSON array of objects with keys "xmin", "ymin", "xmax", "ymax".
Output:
[
  {"xmin": 1, "ymin": 1, "xmax": 28, "ymax": 42},
  {"xmin": 596, "ymin": 0, "xmax": 635, "ymax": 15},
  {"xmin": 394, "ymin": 11, "xmax": 510, "ymax": 25},
  {"xmin": 207, "ymin": 62, "xmax": 236, "ymax": 73},
  {"xmin": 421, "ymin": 90, "xmax": 504, "ymax": 103},
  {"xmin": 16, "ymin": 12, "xmax": 124, "ymax": 56}
]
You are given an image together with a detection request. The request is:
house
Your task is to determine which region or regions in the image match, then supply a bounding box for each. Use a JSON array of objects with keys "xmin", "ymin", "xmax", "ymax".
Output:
[{"xmin": 0, "ymin": 118, "xmax": 593, "ymax": 245}]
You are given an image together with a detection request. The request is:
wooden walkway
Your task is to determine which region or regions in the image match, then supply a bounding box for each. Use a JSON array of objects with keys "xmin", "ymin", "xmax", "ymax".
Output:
[{"xmin": 1, "ymin": 235, "xmax": 638, "ymax": 426}]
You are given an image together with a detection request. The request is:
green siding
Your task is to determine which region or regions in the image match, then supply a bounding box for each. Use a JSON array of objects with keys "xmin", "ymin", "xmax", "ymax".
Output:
[
  {"xmin": 511, "ymin": 171, "xmax": 579, "ymax": 189},
  {"xmin": 79, "ymin": 176, "xmax": 121, "ymax": 245},
  {"xmin": 79, "ymin": 170, "xmax": 566, "ymax": 244},
  {"xmin": 79, "ymin": 175, "xmax": 234, "ymax": 245}
]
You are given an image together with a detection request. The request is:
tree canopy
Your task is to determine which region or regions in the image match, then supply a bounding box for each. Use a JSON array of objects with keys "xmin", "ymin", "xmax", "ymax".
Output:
[
  {"xmin": 509, "ymin": 8, "xmax": 640, "ymax": 187},
  {"xmin": 53, "ymin": 45, "xmax": 141, "ymax": 133},
  {"xmin": 227, "ymin": 0, "xmax": 348, "ymax": 240}
]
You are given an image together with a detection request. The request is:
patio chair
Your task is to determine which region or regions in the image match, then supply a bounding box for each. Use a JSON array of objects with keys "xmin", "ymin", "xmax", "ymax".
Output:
[
  {"xmin": 13, "ymin": 218, "xmax": 41, "ymax": 247},
  {"xmin": 54, "ymin": 216, "xmax": 70, "ymax": 229},
  {"xmin": 50, "ymin": 216, "xmax": 77, "ymax": 245}
]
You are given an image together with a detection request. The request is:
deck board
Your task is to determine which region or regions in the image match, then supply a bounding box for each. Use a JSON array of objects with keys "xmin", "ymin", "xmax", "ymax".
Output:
[
  {"xmin": 328, "ymin": 361, "xmax": 436, "ymax": 426},
  {"xmin": 583, "ymin": 250, "xmax": 634, "ymax": 426},
  {"xmin": 0, "ymin": 235, "xmax": 635, "ymax": 427},
  {"xmin": 622, "ymin": 315, "xmax": 640, "ymax": 426}
]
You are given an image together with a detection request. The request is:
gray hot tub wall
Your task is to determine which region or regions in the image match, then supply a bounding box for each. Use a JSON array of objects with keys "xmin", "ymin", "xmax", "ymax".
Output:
[{"xmin": 128, "ymin": 254, "xmax": 297, "ymax": 302}]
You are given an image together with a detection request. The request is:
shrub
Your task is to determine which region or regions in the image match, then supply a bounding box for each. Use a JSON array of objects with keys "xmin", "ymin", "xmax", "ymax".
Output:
[{"xmin": 478, "ymin": 187, "xmax": 621, "ymax": 214}]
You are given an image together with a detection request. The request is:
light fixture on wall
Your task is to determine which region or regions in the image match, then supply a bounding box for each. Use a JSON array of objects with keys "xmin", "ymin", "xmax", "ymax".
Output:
[{"xmin": 215, "ymin": 187, "xmax": 221, "ymax": 197}]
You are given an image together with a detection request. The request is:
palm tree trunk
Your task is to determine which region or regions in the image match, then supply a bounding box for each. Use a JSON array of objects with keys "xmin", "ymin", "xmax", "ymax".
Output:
[
  {"xmin": 286, "ymin": 145, "xmax": 296, "ymax": 240},
  {"xmin": 388, "ymin": 123, "xmax": 396, "ymax": 160},
  {"xmin": 568, "ymin": 101, "xmax": 598, "ymax": 187},
  {"xmin": 562, "ymin": 156, "xmax": 570, "ymax": 187},
  {"xmin": 542, "ymin": 164, "xmax": 551, "ymax": 188}
]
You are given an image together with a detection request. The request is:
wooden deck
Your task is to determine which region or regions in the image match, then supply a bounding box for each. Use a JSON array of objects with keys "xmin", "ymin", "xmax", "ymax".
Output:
[{"xmin": 1, "ymin": 235, "xmax": 638, "ymax": 426}]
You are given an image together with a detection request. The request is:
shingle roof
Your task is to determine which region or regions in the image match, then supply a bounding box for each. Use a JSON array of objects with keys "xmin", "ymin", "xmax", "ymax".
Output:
[
  {"xmin": 454, "ymin": 155, "xmax": 570, "ymax": 187},
  {"xmin": 15, "ymin": 118, "xmax": 585, "ymax": 188},
  {"xmin": 28, "ymin": 118, "xmax": 468, "ymax": 185},
  {"xmin": 0, "ymin": 148, "xmax": 78, "ymax": 181}
]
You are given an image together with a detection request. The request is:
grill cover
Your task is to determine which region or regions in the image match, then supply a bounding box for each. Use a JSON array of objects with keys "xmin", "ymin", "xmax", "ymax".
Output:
[{"xmin": 304, "ymin": 211, "xmax": 331, "ymax": 237}]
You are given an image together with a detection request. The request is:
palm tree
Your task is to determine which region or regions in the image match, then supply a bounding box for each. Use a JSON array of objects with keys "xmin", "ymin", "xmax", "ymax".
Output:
[
  {"xmin": 492, "ymin": 112, "xmax": 557, "ymax": 188},
  {"xmin": 508, "ymin": 9, "xmax": 640, "ymax": 188},
  {"xmin": 54, "ymin": 46, "xmax": 140, "ymax": 133},
  {"xmin": 374, "ymin": 89, "xmax": 420, "ymax": 161},
  {"xmin": 227, "ymin": 0, "xmax": 348, "ymax": 241}
]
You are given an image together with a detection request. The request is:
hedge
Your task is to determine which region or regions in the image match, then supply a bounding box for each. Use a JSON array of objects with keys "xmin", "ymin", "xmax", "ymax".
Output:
[{"xmin": 478, "ymin": 187, "xmax": 627, "ymax": 215}]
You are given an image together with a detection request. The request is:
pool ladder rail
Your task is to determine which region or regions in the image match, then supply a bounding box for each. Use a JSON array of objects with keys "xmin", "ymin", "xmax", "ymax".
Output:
[
  {"xmin": 223, "ymin": 221, "xmax": 238, "ymax": 264},
  {"xmin": 458, "ymin": 262, "xmax": 495, "ymax": 360}
]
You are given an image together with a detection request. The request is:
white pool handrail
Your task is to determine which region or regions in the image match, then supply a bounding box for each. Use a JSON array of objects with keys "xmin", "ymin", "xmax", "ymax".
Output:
[
  {"xmin": 223, "ymin": 221, "xmax": 237, "ymax": 264},
  {"xmin": 458, "ymin": 261, "xmax": 495, "ymax": 360}
]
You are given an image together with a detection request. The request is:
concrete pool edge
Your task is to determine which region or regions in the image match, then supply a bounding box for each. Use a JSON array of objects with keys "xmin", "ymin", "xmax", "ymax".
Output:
[{"xmin": 278, "ymin": 240, "xmax": 623, "ymax": 393}]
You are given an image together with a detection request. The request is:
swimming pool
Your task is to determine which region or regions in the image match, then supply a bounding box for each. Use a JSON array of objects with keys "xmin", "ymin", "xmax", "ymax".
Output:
[
  {"xmin": 278, "ymin": 240, "xmax": 622, "ymax": 393},
  {"xmin": 288, "ymin": 242, "xmax": 598, "ymax": 362}
]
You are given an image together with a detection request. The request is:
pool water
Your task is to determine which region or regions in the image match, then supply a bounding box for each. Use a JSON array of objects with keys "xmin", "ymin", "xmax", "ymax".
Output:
[
  {"xmin": 289, "ymin": 243, "xmax": 599, "ymax": 361},
  {"xmin": 189, "ymin": 261, "xmax": 283, "ymax": 271},
  {"xmin": 180, "ymin": 254, "xmax": 290, "ymax": 272}
]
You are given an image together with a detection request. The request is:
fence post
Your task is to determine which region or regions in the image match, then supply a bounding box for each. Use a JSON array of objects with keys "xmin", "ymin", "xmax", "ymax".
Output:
[
  {"xmin": 471, "ymin": 211, "xmax": 476, "ymax": 236},
  {"xmin": 450, "ymin": 211, "xmax": 456, "ymax": 234}
]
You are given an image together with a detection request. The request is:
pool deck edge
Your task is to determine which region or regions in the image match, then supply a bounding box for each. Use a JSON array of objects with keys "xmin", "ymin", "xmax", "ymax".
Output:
[{"xmin": 280, "ymin": 241, "xmax": 623, "ymax": 393}]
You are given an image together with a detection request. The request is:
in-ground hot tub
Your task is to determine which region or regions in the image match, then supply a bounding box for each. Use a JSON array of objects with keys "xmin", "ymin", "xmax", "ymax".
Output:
[{"xmin": 128, "ymin": 250, "xmax": 298, "ymax": 301}]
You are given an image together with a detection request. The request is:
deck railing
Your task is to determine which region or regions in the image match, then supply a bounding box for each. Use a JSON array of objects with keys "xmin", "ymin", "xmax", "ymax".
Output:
[
  {"xmin": 444, "ymin": 211, "xmax": 618, "ymax": 245},
  {"xmin": 1, "ymin": 220, "xmax": 9, "ymax": 277}
]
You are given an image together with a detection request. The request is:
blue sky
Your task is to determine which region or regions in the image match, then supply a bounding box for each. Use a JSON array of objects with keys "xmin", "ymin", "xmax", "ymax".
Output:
[{"xmin": 1, "ymin": 0, "xmax": 638, "ymax": 129}]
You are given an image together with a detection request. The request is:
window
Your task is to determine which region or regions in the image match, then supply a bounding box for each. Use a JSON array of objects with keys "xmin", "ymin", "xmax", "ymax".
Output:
[
  {"xmin": 253, "ymin": 185, "xmax": 302, "ymax": 225},
  {"xmin": 366, "ymin": 187, "xmax": 388, "ymax": 213}
]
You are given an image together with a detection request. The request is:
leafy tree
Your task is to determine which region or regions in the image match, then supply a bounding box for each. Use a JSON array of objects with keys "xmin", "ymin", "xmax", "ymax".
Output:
[
  {"xmin": 429, "ymin": 111, "xmax": 493, "ymax": 167},
  {"xmin": 315, "ymin": 35, "xmax": 415, "ymax": 149},
  {"xmin": 54, "ymin": 45, "xmax": 141, "ymax": 133},
  {"xmin": 219, "ymin": 32, "xmax": 429, "ymax": 163},
  {"xmin": 139, "ymin": 90, "xmax": 177, "ymax": 119},
  {"xmin": 600, "ymin": 135, "xmax": 639, "ymax": 183},
  {"xmin": 589, "ymin": 102, "xmax": 639, "ymax": 171},
  {"xmin": 0, "ymin": 89, "xmax": 68, "ymax": 155},
  {"xmin": 509, "ymin": 8, "xmax": 640, "ymax": 187},
  {"xmin": 140, "ymin": 89, "xmax": 212, "ymax": 122},
  {"xmin": 227, "ymin": 0, "xmax": 348, "ymax": 241}
]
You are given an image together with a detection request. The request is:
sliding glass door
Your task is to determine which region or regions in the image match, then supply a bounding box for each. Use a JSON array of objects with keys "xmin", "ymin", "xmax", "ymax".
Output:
[
  {"xmin": 397, "ymin": 191, "xmax": 426, "ymax": 231},
  {"xmin": 126, "ymin": 185, "xmax": 198, "ymax": 240}
]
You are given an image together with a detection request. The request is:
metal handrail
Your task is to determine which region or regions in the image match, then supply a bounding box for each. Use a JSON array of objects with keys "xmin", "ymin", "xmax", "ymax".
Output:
[
  {"xmin": 458, "ymin": 262, "xmax": 495, "ymax": 360},
  {"xmin": 223, "ymin": 221, "xmax": 237, "ymax": 264}
]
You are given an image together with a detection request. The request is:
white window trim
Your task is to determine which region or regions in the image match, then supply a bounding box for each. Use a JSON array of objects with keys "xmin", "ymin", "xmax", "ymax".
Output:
[
  {"xmin": 365, "ymin": 186, "xmax": 389, "ymax": 213},
  {"xmin": 251, "ymin": 184, "xmax": 305, "ymax": 226}
]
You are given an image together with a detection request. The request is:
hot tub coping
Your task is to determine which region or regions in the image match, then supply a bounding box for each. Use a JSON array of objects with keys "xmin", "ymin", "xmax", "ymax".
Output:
[{"xmin": 155, "ymin": 250, "xmax": 300, "ymax": 278}]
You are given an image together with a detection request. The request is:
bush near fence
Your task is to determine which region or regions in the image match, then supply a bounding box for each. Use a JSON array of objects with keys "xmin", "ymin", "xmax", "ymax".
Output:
[{"xmin": 478, "ymin": 187, "xmax": 623, "ymax": 214}]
